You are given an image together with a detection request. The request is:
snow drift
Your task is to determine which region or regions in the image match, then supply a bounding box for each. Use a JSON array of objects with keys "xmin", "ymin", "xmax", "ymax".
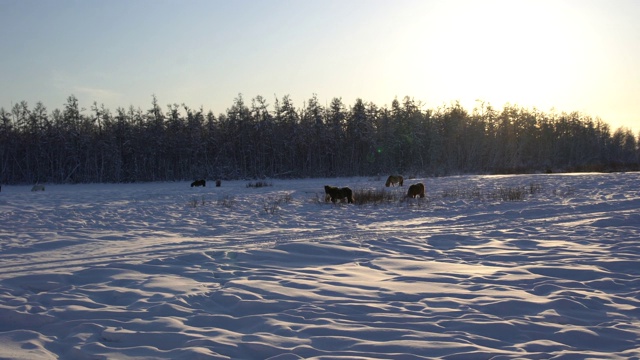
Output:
[{"xmin": 0, "ymin": 173, "xmax": 639, "ymax": 359}]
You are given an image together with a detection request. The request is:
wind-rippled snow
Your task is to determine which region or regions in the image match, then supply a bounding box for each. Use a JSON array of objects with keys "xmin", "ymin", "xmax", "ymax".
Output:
[{"xmin": 0, "ymin": 173, "xmax": 639, "ymax": 359}]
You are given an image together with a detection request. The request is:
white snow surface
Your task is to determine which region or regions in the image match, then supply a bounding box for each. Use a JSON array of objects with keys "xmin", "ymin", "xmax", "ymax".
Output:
[{"xmin": 1, "ymin": 173, "xmax": 639, "ymax": 359}]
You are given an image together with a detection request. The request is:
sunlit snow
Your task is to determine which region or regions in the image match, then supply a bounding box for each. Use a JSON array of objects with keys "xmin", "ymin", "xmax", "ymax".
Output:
[{"xmin": 1, "ymin": 173, "xmax": 639, "ymax": 359}]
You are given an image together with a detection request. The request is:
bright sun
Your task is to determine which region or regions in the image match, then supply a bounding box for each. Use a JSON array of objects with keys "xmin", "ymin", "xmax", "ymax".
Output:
[{"xmin": 387, "ymin": 0, "xmax": 596, "ymax": 112}]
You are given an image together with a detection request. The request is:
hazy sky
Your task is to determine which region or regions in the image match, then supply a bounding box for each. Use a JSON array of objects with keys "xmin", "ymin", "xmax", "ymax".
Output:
[{"xmin": 1, "ymin": 0, "xmax": 639, "ymax": 131}]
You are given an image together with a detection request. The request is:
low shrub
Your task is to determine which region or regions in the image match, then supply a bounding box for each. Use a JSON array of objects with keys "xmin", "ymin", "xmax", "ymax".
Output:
[
  {"xmin": 529, "ymin": 182, "xmax": 543, "ymax": 195},
  {"xmin": 491, "ymin": 186, "xmax": 526, "ymax": 201},
  {"xmin": 217, "ymin": 195, "xmax": 236, "ymax": 208},
  {"xmin": 188, "ymin": 196, "xmax": 206, "ymax": 208},
  {"xmin": 353, "ymin": 188, "xmax": 400, "ymax": 205},
  {"xmin": 442, "ymin": 182, "xmax": 543, "ymax": 202},
  {"xmin": 442, "ymin": 186, "xmax": 482, "ymax": 200},
  {"xmin": 247, "ymin": 181, "xmax": 273, "ymax": 188},
  {"xmin": 263, "ymin": 194, "xmax": 293, "ymax": 215}
]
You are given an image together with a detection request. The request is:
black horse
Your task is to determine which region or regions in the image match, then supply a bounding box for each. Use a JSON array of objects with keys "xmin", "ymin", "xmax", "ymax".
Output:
[
  {"xmin": 191, "ymin": 179, "xmax": 206, "ymax": 187},
  {"xmin": 324, "ymin": 185, "xmax": 354, "ymax": 204}
]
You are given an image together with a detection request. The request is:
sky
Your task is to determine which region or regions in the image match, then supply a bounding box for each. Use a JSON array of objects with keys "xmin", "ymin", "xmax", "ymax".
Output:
[{"xmin": 1, "ymin": 0, "xmax": 639, "ymax": 132}]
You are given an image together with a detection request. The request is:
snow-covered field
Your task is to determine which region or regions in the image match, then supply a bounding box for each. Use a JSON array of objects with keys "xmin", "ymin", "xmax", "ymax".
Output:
[{"xmin": 1, "ymin": 173, "xmax": 639, "ymax": 360}]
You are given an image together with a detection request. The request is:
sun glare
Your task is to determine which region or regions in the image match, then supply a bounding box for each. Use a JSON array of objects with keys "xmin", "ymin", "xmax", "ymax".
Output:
[{"xmin": 386, "ymin": 0, "xmax": 595, "ymax": 112}]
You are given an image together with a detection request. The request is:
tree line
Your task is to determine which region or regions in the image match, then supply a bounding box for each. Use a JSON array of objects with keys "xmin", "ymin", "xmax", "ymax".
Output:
[{"xmin": 1, "ymin": 94, "xmax": 638, "ymax": 184}]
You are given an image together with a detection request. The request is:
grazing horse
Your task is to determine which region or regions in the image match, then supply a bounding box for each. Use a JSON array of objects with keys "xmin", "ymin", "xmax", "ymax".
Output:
[
  {"xmin": 324, "ymin": 185, "xmax": 354, "ymax": 204},
  {"xmin": 385, "ymin": 175, "xmax": 404, "ymax": 187},
  {"xmin": 191, "ymin": 179, "xmax": 206, "ymax": 187},
  {"xmin": 31, "ymin": 184, "xmax": 45, "ymax": 192},
  {"xmin": 407, "ymin": 183, "xmax": 425, "ymax": 198}
]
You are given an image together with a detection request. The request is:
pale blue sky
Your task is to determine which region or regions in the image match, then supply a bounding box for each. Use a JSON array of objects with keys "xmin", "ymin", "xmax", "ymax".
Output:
[{"xmin": 1, "ymin": 0, "xmax": 639, "ymax": 131}]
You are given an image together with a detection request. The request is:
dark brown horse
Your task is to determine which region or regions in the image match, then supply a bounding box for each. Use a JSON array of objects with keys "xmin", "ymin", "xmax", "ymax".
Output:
[
  {"xmin": 31, "ymin": 184, "xmax": 45, "ymax": 191},
  {"xmin": 407, "ymin": 183, "xmax": 425, "ymax": 198},
  {"xmin": 324, "ymin": 185, "xmax": 354, "ymax": 204},
  {"xmin": 191, "ymin": 179, "xmax": 206, "ymax": 187}
]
